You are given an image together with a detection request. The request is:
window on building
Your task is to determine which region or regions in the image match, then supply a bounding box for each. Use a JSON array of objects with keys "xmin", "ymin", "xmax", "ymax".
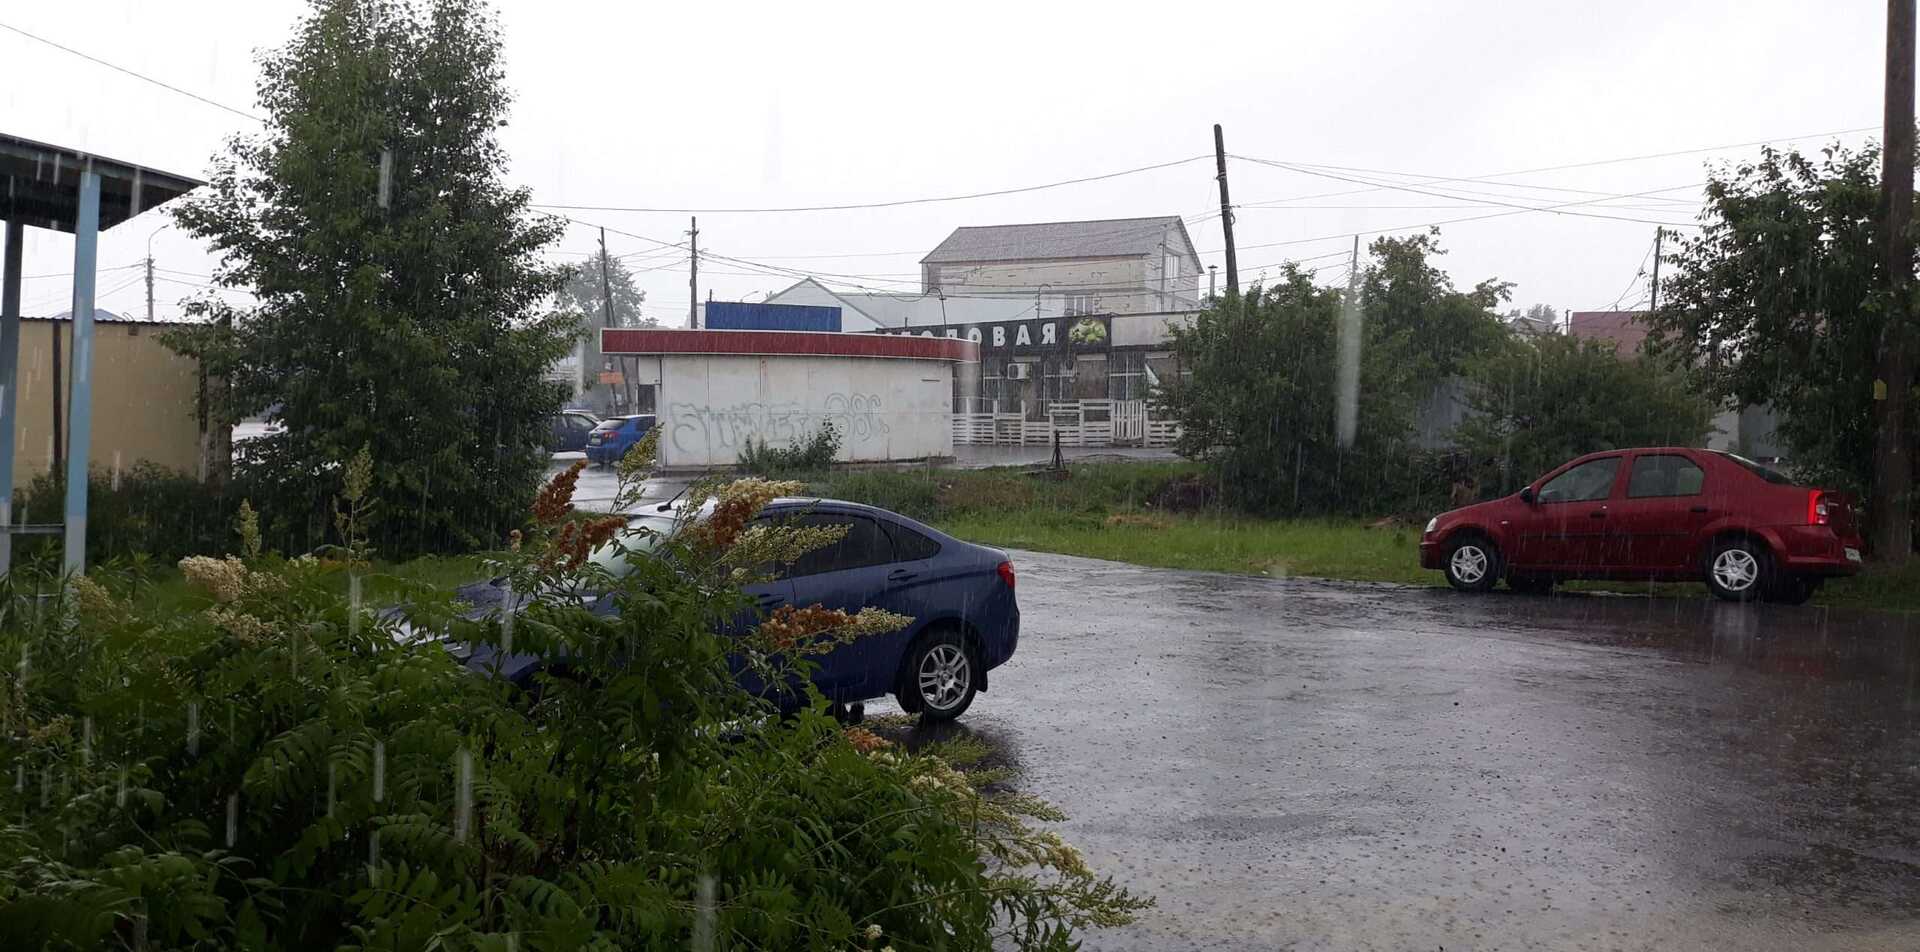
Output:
[
  {"xmin": 1063, "ymin": 293, "xmax": 1094, "ymax": 316},
  {"xmin": 1108, "ymin": 352, "xmax": 1148, "ymax": 401},
  {"xmin": 980, "ymin": 359, "xmax": 1019, "ymax": 414},
  {"xmin": 1038, "ymin": 357, "xmax": 1074, "ymax": 409}
]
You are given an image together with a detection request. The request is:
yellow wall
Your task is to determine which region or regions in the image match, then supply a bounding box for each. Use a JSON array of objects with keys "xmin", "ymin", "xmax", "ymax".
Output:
[{"xmin": 9, "ymin": 319, "xmax": 208, "ymax": 488}]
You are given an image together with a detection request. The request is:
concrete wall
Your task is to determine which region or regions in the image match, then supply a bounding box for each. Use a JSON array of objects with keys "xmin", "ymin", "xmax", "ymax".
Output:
[
  {"xmin": 926, "ymin": 256, "xmax": 1175, "ymax": 314},
  {"xmin": 10, "ymin": 319, "xmax": 207, "ymax": 488},
  {"xmin": 655, "ymin": 353, "xmax": 953, "ymax": 468}
]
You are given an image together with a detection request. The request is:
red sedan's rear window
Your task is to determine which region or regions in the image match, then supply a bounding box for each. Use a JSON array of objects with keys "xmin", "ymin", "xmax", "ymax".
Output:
[{"xmin": 1715, "ymin": 451, "xmax": 1796, "ymax": 486}]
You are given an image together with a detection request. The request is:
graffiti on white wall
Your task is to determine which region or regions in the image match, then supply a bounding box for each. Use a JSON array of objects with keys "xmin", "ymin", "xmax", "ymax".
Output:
[{"xmin": 667, "ymin": 392, "xmax": 891, "ymax": 453}]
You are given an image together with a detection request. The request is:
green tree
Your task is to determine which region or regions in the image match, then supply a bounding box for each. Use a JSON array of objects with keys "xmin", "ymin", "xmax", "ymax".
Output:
[
  {"xmin": 1644, "ymin": 143, "xmax": 1914, "ymax": 549},
  {"xmin": 560, "ymin": 252, "xmax": 652, "ymax": 331},
  {"xmin": 1160, "ymin": 233, "xmax": 1509, "ymax": 515},
  {"xmin": 166, "ymin": 0, "xmax": 575, "ymax": 557},
  {"xmin": 1158, "ymin": 267, "xmax": 1424, "ymax": 514},
  {"xmin": 1362, "ymin": 230, "xmax": 1512, "ymax": 381},
  {"xmin": 560, "ymin": 253, "xmax": 653, "ymax": 414},
  {"xmin": 1452, "ymin": 334, "xmax": 1718, "ymax": 494}
]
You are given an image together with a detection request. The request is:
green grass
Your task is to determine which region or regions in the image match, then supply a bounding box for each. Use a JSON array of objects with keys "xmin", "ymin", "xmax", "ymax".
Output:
[
  {"xmin": 814, "ymin": 462, "xmax": 1920, "ymax": 612},
  {"xmin": 104, "ymin": 552, "xmax": 496, "ymax": 613},
  {"xmin": 942, "ymin": 511, "xmax": 1429, "ymax": 583}
]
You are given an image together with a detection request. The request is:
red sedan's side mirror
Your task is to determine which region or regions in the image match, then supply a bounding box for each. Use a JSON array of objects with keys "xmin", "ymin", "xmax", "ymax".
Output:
[{"xmin": 1519, "ymin": 486, "xmax": 1536, "ymax": 505}]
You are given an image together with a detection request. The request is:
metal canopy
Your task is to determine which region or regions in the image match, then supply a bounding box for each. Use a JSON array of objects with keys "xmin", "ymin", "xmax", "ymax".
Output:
[
  {"xmin": 0, "ymin": 132, "xmax": 203, "ymax": 234},
  {"xmin": 0, "ymin": 132, "xmax": 203, "ymax": 578}
]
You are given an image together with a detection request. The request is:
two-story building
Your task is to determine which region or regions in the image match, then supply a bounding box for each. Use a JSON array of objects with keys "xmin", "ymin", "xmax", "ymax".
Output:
[
  {"xmin": 920, "ymin": 215, "xmax": 1201, "ymax": 315},
  {"xmin": 758, "ymin": 216, "xmax": 1203, "ymax": 447}
]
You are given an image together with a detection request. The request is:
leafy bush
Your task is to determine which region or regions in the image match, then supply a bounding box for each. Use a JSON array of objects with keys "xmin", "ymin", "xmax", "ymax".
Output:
[
  {"xmin": 1158, "ymin": 234, "xmax": 1513, "ymax": 517},
  {"xmin": 738, "ymin": 422, "xmax": 841, "ymax": 477},
  {"xmin": 1451, "ymin": 335, "xmax": 1716, "ymax": 497},
  {"xmin": 14, "ymin": 463, "xmax": 235, "ymax": 567},
  {"xmin": 0, "ymin": 437, "xmax": 1145, "ymax": 949}
]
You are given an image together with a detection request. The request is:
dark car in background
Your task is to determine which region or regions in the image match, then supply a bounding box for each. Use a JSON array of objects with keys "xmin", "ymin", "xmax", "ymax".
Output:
[
  {"xmin": 547, "ymin": 409, "xmax": 600, "ymax": 453},
  {"xmin": 1419, "ymin": 447, "xmax": 1862, "ymax": 603},
  {"xmin": 584, "ymin": 414, "xmax": 655, "ymax": 466},
  {"xmin": 457, "ymin": 498, "xmax": 1020, "ymax": 721}
]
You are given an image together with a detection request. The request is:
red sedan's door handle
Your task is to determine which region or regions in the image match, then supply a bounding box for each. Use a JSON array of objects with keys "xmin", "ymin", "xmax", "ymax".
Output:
[
  {"xmin": 1589, "ymin": 510, "xmax": 1608, "ymax": 519},
  {"xmin": 887, "ymin": 568, "xmax": 919, "ymax": 582},
  {"xmin": 1690, "ymin": 505, "xmax": 1709, "ymax": 513}
]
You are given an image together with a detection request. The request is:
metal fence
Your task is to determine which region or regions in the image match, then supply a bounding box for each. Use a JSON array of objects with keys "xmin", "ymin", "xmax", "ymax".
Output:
[{"xmin": 949, "ymin": 399, "xmax": 1181, "ymax": 448}]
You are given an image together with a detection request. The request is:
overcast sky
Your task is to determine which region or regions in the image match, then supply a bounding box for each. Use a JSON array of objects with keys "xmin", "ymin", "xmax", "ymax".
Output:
[{"xmin": 1, "ymin": 0, "xmax": 1897, "ymax": 324}]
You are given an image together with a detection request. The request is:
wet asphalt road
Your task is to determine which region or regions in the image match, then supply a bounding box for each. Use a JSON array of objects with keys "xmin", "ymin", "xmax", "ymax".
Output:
[{"xmin": 932, "ymin": 550, "xmax": 1920, "ymax": 951}]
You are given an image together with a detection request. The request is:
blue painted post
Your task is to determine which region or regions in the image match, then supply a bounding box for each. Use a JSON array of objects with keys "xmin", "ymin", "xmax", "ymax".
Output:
[
  {"xmin": 62, "ymin": 169, "xmax": 101, "ymax": 576},
  {"xmin": 0, "ymin": 219, "xmax": 22, "ymax": 576}
]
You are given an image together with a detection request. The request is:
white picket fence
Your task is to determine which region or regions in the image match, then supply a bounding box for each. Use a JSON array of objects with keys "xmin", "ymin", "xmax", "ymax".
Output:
[{"xmin": 950, "ymin": 399, "xmax": 1181, "ymax": 448}]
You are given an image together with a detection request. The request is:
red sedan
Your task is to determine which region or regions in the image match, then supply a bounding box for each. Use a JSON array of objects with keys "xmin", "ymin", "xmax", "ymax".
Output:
[{"xmin": 1419, "ymin": 448, "xmax": 1862, "ymax": 603}]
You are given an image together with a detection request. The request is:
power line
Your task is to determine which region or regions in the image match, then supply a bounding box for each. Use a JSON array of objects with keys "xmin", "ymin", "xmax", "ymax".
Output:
[
  {"xmin": 18, "ymin": 262, "xmax": 145, "ymax": 281},
  {"xmin": 0, "ymin": 20, "xmax": 263, "ymax": 123},
  {"xmin": 1597, "ymin": 234, "xmax": 1660, "ymax": 312},
  {"xmin": 1244, "ymin": 163, "xmax": 1700, "ymax": 209},
  {"xmin": 528, "ymin": 155, "xmax": 1213, "ymax": 214},
  {"xmin": 1230, "ymin": 124, "xmax": 1876, "ymax": 207},
  {"xmin": 1235, "ymin": 158, "xmax": 1699, "ymax": 227}
]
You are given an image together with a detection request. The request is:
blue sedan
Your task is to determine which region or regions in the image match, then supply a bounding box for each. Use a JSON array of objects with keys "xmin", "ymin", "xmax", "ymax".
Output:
[
  {"xmin": 584, "ymin": 414, "xmax": 655, "ymax": 466},
  {"xmin": 457, "ymin": 499, "xmax": 1020, "ymax": 721}
]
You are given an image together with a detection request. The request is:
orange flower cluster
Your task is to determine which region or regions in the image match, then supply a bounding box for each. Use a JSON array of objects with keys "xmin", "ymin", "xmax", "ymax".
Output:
[
  {"xmin": 533, "ymin": 461, "xmax": 586, "ymax": 526},
  {"xmin": 687, "ymin": 492, "xmax": 756, "ymax": 550},
  {"xmin": 545, "ymin": 515, "xmax": 627, "ymax": 571},
  {"xmin": 755, "ymin": 603, "xmax": 853, "ymax": 652},
  {"xmin": 844, "ymin": 726, "xmax": 892, "ymax": 753}
]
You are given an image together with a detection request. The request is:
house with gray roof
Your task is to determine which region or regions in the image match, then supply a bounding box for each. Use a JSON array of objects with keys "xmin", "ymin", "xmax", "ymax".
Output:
[{"xmin": 920, "ymin": 216, "xmax": 1202, "ymax": 316}]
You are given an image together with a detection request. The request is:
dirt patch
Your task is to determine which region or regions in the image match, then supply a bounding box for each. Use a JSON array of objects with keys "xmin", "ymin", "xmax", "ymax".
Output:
[
  {"xmin": 939, "ymin": 474, "xmax": 1037, "ymax": 512},
  {"xmin": 1106, "ymin": 513, "xmax": 1173, "ymax": 530},
  {"xmin": 1147, "ymin": 474, "xmax": 1219, "ymax": 513}
]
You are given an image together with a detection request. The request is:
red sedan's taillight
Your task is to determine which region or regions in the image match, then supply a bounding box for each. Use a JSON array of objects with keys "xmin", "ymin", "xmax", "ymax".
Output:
[
  {"xmin": 996, "ymin": 560, "xmax": 1016, "ymax": 590},
  {"xmin": 1808, "ymin": 490, "xmax": 1832, "ymax": 526}
]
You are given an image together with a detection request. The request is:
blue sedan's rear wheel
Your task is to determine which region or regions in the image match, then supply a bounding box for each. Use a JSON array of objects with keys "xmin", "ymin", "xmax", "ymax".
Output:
[{"xmin": 903, "ymin": 630, "xmax": 976, "ymax": 722}]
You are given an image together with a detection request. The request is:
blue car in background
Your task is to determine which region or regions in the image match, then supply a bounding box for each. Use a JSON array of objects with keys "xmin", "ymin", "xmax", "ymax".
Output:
[
  {"xmin": 585, "ymin": 414, "xmax": 655, "ymax": 466},
  {"xmin": 455, "ymin": 499, "xmax": 1020, "ymax": 721}
]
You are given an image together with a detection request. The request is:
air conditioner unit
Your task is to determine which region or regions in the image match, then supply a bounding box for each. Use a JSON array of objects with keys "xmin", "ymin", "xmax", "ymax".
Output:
[{"xmin": 1005, "ymin": 363, "xmax": 1032, "ymax": 381}]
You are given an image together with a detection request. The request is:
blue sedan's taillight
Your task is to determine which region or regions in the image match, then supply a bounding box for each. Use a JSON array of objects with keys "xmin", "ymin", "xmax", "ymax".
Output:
[{"xmin": 996, "ymin": 561, "xmax": 1016, "ymax": 590}]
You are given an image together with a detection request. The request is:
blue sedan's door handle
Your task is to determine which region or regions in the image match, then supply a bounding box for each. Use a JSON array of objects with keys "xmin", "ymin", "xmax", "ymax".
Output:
[
  {"xmin": 887, "ymin": 568, "xmax": 918, "ymax": 582},
  {"xmin": 756, "ymin": 593, "xmax": 786, "ymax": 608}
]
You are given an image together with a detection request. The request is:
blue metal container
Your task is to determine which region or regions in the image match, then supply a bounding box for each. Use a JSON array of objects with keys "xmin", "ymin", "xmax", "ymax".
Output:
[{"xmin": 704, "ymin": 301, "xmax": 842, "ymax": 332}]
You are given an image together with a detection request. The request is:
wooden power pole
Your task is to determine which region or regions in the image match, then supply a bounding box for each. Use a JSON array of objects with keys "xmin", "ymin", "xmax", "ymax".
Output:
[
  {"xmin": 1649, "ymin": 227, "xmax": 1664, "ymax": 313},
  {"xmin": 1213, "ymin": 124, "xmax": 1239, "ymax": 296},
  {"xmin": 688, "ymin": 216, "xmax": 700, "ymax": 329},
  {"xmin": 1875, "ymin": 0, "xmax": 1916, "ymax": 562},
  {"xmin": 1335, "ymin": 235, "xmax": 1362, "ymax": 448}
]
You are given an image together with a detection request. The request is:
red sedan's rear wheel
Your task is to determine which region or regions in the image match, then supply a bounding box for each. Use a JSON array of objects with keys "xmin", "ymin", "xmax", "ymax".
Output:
[{"xmin": 1706, "ymin": 538, "xmax": 1770, "ymax": 602}]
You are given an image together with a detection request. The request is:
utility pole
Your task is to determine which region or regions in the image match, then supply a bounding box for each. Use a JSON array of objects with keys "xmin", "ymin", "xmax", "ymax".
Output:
[
  {"xmin": 1335, "ymin": 235, "xmax": 1362, "ymax": 448},
  {"xmin": 1648, "ymin": 228, "xmax": 1664, "ymax": 313},
  {"xmin": 597, "ymin": 227, "xmax": 617, "ymax": 329},
  {"xmin": 1874, "ymin": 0, "xmax": 1916, "ymax": 562},
  {"xmin": 596, "ymin": 227, "xmax": 619, "ymax": 411},
  {"xmin": 144, "ymin": 255, "xmax": 155, "ymax": 323},
  {"xmin": 1213, "ymin": 124, "xmax": 1239, "ymax": 296},
  {"xmin": 1208, "ymin": 265, "xmax": 1218, "ymax": 300},
  {"xmin": 688, "ymin": 216, "xmax": 700, "ymax": 329}
]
